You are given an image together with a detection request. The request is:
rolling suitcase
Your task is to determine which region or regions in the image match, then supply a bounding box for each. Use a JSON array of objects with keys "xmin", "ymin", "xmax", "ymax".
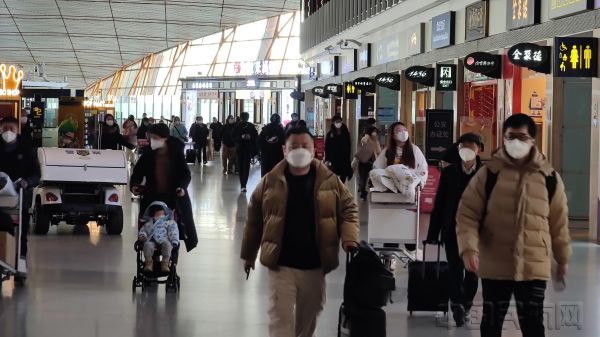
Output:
[
  {"xmin": 407, "ymin": 242, "xmax": 449, "ymax": 315},
  {"xmin": 185, "ymin": 146, "xmax": 196, "ymax": 164},
  {"xmin": 338, "ymin": 303, "xmax": 386, "ymax": 337}
]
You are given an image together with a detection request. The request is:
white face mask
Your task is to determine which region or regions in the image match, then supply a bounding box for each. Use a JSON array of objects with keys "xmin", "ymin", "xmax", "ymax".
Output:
[
  {"xmin": 395, "ymin": 130, "xmax": 409, "ymax": 142},
  {"xmin": 459, "ymin": 147, "xmax": 477, "ymax": 162},
  {"xmin": 20, "ymin": 117, "xmax": 28, "ymax": 124},
  {"xmin": 334, "ymin": 122, "xmax": 342, "ymax": 129},
  {"xmin": 286, "ymin": 148, "xmax": 313, "ymax": 168},
  {"xmin": 106, "ymin": 120, "xmax": 114, "ymax": 126},
  {"xmin": 2, "ymin": 131, "xmax": 17, "ymax": 143},
  {"xmin": 371, "ymin": 133, "xmax": 378, "ymax": 138},
  {"xmin": 150, "ymin": 138, "xmax": 166, "ymax": 150},
  {"xmin": 504, "ymin": 139, "xmax": 532, "ymax": 160}
]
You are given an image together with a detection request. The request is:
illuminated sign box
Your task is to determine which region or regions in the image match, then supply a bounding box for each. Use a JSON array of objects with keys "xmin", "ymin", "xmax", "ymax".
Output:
[
  {"xmin": 0, "ymin": 64, "xmax": 23, "ymax": 98},
  {"xmin": 549, "ymin": 0, "xmax": 593, "ymax": 19},
  {"xmin": 507, "ymin": 0, "xmax": 540, "ymax": 30},
  {"xmin": 554, "ymin": 37, "xmax": 598, "ymax": 77}
]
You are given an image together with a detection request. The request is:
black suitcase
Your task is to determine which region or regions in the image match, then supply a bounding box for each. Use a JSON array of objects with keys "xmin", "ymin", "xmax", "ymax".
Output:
[
  {"xmin": 338, "ymin": 303, "xmax": 386, "ymax": 337},
  {"xmin": 185, "ymin": 148, "xmax": 196, "ymax": 164},
  {"xmin": 407, "ymin": 242, "xmax": 450, "ymax": 315}
]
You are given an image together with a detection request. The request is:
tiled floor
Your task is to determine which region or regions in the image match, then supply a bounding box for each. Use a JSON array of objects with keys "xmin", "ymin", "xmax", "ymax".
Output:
[{"xmin": 1, "ymin": 160, "xmax": 598, "ymax": 337}]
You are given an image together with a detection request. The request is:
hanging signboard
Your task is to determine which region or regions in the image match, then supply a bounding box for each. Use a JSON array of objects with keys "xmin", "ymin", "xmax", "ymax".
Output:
[
  {"xmin": 431, "ymin": 11, "xmax": 455, "ymax": 49},
  {"xmin": 290, "ymin": 90, "xmax": 305, "ymax": 101},
  {"xmin": 405, "ymin": 66, "xmax": 434, "ymax": 86},
  {"xmin": 31, "ymin": 101, "xmax": 44, "ymax": 148},
  {"xmin": 312, "ymin": 86, "xmax": 328, "ymax": 98},
  {"xmin": 405, "ymin": 23, "xmax": 425, "ymax": 56},
  {"xmin": 507, "ymin": 0, "xmax": 540, "ymax": 30},
  {"xmin": 425, "ymin": 109, "xmax": 454, "ymax": 161},
  {"xmin": 343, "ymin": 82, "xmax": 359, "ymax": 99},
  {"xmin": 353, "ymin": 77, "xmax": 376, "ymax": 93},
  {"xmin": 0, "ymin": 64, "xmax": 23, "ymax": 98},
  {"xmin": 375, "ymin": 73, "xmax": 401, "ymax": 90},
  {"xmin": 324, "ymin": 84, "xmax": 343, "ymax": 97},
  {"xmin": 356, "ymin": 43, "xmax": 371, "ymax": 70},
  {"xmin": 465, "ymin": 1, "xmax": 488, "ymax": 41},
  {"xmin": 549, "ymin": 0, "xmax": 593, "ymax": 19},
  {"xmin": 319, "ymin": 56, "xmax": 339, "ymax": 79},
  {"xmin": 436, "ymin": 64, "xmax": 457, "ymax": 91},
  {"xmin": 464, "ymin": 52, "xmax": 502, "ymax": 79},
  {"xmin": 554, "ymin": 37, "xmax": 598, "ymax": 77},
  {"xmin": 508, "ymin": 43, "xmax": 551, "ymax": 74}
]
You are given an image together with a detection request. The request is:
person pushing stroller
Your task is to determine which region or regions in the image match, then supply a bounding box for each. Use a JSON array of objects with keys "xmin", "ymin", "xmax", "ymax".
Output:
[{"xmin": 138, "ymin": 202, "xmax": 179, "ymax": 273}]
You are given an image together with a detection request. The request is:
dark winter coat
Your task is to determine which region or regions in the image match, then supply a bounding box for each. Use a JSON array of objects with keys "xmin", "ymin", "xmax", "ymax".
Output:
[
  {"xmin": 325, "ymin": 126, "xmax": 352, "ymax": 178},
  {"xmin": 0, "ymin": 136, "xmax": 40, "ymax": 186},
  {"xmin": 259, "ymin": 122, "xmax": 285, "ymax": 176},
  {"xmin": 189, "ymin": 123, "xmax": 210, "ymax": 146},
  {"xmin": 100, "ymin": 123, "xmax": 133, "ymax": 150},
  {"xmin": 210, "ymin": 122, "xmax": 223, "ymax": 141},
  {"xmin": 137, "ymin": 124, "xmax": 149, "ymax": 140},
  {"xmin": 221, "ymin": 123, "xmax": 236, "ymax": 147},
  {"xmin": 233, "ymin": 122, "xmax": 259, "ymax": 154}
]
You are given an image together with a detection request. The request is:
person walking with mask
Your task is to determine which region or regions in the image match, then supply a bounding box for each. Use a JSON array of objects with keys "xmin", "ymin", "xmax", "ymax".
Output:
[
  {"xmin": 123, "ymin": 115, "xmax": 138, "ymax": 164},
  {"xmin": 456, "ymin": 114, "xmax": 571, "ymax": 337},
  {"xmin": 241, "ymin": 126, "xmax": 359, "ymax": 337},
  {"xmin": 259, "ymin": 114, "xmax": 285, "ymax": 177},
  {"xmin": 425, "ymin": 133, "xmax": 483, "ymax": 327},
  {"xmin": 355, "ymin": 126, "xmax": 381, "ymax": 200},
  {"xmin": 232, "ymin": 112, "xmax": 258, "ymax": 192},
  {"xmin": 100, "ymin": 114, "xmax": 133, "ymax": 150},
  {"xmin": 210, "ymin": 117, "xmax": 224, "ymax": 153},
  {"xmin": 285, "ymin": 112, "xmax": 300, "ymax": 132},
  {"xmin": 221, "ymin": 115, "xmax": 237, "ymax": 175},
  {"xmin": 189, "ymin": 116, "xmax": 210, "ymax": 165},
  {"xmin": 324, "ymin": 115, "xmax": 352, "ymax": 183},
  {"xmin": 169, "ymin": 116, "xmax": 188, "ymax": 149}
]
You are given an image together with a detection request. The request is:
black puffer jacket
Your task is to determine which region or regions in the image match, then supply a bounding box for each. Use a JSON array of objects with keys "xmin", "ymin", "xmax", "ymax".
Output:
[{"xmin": 259, "ymin": 122, "xmax": 285, "ymax": 175}]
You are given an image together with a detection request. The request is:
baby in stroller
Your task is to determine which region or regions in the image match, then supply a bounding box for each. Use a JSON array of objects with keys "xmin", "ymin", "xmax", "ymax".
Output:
[{"xmin": 138, "ymin": 202, "xmax": 179, "ymax": 273}]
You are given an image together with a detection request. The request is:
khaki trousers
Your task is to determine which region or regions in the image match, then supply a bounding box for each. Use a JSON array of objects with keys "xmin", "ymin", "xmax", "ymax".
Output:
[
  {"xmin": 268, "ymin": 267, "xmax": 326, "ymax": 337},
  {"xmin": 222, "ymin": 146, "xmax": 236, "ymax": 172}
]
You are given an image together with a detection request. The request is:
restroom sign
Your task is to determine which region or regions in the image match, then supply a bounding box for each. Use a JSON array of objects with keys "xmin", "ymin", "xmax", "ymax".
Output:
[
  {"xmin": 343, "ymin": 82, "xmax": 358, "ymax": 99},
  {"xmin": 554, "ymin": 37, "xmax": 598, "ymax": 77}
]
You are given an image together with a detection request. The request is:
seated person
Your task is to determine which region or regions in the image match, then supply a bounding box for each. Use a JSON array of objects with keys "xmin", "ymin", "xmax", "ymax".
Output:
[{"xmin": 138, "ymin": 203, "xmax": 179, "ymax": 273}]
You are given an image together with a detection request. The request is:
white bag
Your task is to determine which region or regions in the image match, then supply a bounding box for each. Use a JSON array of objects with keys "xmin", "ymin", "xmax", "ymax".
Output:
[
  {"xmin": 0, "ymin": 172, "xmax": 17, "ymax": 197},
  {"xmin": 369, "ymin": 169, "xmax": 398, "ymax": 193},
  {"xmin": 385, "ymin": 164, "xmax": 419, "ymax": 197}
]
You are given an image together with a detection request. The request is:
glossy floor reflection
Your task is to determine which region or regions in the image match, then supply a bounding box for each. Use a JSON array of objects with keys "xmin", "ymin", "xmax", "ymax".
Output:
[{"xmin": 1, "ymin": 160, "xmax": 599, "ymax": 337}]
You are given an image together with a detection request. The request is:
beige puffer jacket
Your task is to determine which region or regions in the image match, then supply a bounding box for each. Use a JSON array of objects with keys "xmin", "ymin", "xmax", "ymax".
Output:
[
  {"xmin": 240, "ymin": 159, "xmax": 359, "ymax": 274},
  {"xmin": 456, "ymin": 148, "xmax": 571, "ymax": 281}
]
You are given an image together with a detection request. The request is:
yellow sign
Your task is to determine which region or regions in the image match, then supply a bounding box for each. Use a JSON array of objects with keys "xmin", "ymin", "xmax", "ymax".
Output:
[
  {"xmin": 555, "ymin": 37, "xmax": 597, "ymax": 77},
  {"xmin": 0, "ymin": 64, "xmax": 23, "ymax": 97},
  {"xmin": 512, "ymin": 0, "xmax": 528, "ymax": 20}
]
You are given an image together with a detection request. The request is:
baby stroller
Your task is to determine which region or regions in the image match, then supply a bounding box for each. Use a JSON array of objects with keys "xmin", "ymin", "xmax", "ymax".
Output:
[{"xmin": 132, "ymin": 201, "xmax": 181, "ymax": 293}]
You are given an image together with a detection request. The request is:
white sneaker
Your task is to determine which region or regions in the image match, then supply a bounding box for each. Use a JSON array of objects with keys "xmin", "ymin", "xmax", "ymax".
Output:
[
  {"xmin": 18, "ymin": 257, "xmax": 27, "ymax": 274},
  {"xmin": 241, "ymin": 187, "xmax": 247, "ymax": 193}
]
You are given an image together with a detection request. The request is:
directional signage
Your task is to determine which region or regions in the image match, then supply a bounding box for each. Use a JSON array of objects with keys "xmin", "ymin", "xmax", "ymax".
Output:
[
  {"xmin": 324, "ymin": 84, "xmax": 343, "ymax": 97},
  {"xmin": 436, "ymin": 64, "xmax": 457, "ymax": 91},
  {"xmin": 405, "ymin": 66, "xmax": 434, "ymax": 86},
  {"xmin": 343, "ymin": 82, "xmax": 359, "ymax": 99},
  {"xmin": 353, "ymin": 77, "xmax": 376, "ymax": 93},
  {"xmin": 554, "ymin": 37, "xmax": 598, "ymax": 77},
  {"xmin": 375, "ymin": 73, "xmax": 401, "ymax": 90},
  {"xmin": 507, "ymin": 0, "xmax": 540, "ymax": 30},
  {"xmin": 464, "ymin": 52, "xmax": 502, "ymax": 79},
  {"xmin": 426, "ymin": 109, "xmax": 454, "ymax": 161},
  {"xmin": 312, "ymin": 86, "xmax": 328, "ymax": 98},
  {"xmin": 508, "ymin": 43, "xmax": 551, "ymax": 74},
  {"xmin": 431, "ymin": 11, "xmax": 455, "ymax": 49}
]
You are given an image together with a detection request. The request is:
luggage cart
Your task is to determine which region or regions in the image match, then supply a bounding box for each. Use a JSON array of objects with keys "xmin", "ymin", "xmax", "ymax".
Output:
[
  {"xmin": 367, "ymin": 186, "xmax": 421, "ymax": 270},
  {"xmin": 0, "ymin": 189, "xmax": 26, "ymax": 288}
]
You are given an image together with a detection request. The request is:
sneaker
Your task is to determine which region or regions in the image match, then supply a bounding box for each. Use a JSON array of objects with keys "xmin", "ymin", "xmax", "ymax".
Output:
[
  {"xmin": 453, "ymin": 305, "xmax": 466, "ymax": 327},
  {"xmin": 203, "ymin": 161, "xmax": 208, "ymax": 165},
  {"xmin": 144, "ymin": 260, "xmax": 153, "ymax": 272},
  {"xmin": 161, "ymin": 259, "xmax": 170, "ymax": 272},
  {"xmin": 241, "ymin": 187, "xmax": 247, "ymax": 193},
  {"xmin": 18, "ymin": 257, "xmax": 27, "ymax": 274}
]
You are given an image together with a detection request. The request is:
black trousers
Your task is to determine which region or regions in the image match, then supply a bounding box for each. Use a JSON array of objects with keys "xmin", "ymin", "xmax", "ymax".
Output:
[
  {"xmin": 213, "ymin": 138, "xmax": 222, "ymax": 152},
  {"xmin": 21, "ymin": 188, "xmax": 32, "ymax": 256},
  {"xmin": 358, "ymin": 161, "xmax": 372, "ymax": 198},
  {"xmin": 194, "ymin": 143, "xmax": 207, "ymax": 163},
  {"xmin": 445, "ymin": 237, "xmax": 478, "ymax": 311},
  {"xmin": 237, "ymin": 149, "xmax": 252, "ymax": 188},
  {"xmin": 481, "ymin": 279, "xmax": 547, "ymax": 337}
]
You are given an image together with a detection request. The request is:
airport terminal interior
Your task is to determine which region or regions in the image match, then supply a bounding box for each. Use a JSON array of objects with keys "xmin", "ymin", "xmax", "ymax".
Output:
[{"xmin": 1, "ymin": 1, "xmax": 600, "ymax": 337}]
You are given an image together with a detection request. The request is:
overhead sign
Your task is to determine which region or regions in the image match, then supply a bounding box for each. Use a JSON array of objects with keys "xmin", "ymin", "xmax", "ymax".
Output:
[
  {"xmin": 0, "ymin": 64, "xmax": 23, "ymax": 97},
  {"xmin": 464, "ymin": 52, "xmax": 502, "ymax": 79},
  {"xmin": 319, "ymin": 56, "xmax": 339, "ymax": 78},
  {"xmin": 353, "ymin": 77, "xmax": 376, "ymax": 93},
  {"xmin": 375, "ymin": 73, "xmax": 401, "ymax": 91},
  {"xmin": 465, "ymin": 1, "xmax": 488, "ymax": 42},
  {"xmin": 405, "ymin": 23, "xmax": 424, "ymax": 56},
  {"xmin": 426, "ymin": 109, "xmax": 454, "ymax": 161},
  {"xmin": 343, "ymin": 82, "xmax": 359, "ymax": 99},
  {"xmin": 356, "ymin": 43, "xmax": 371, "ymax": 70},
  {"xmin": 508, "ymin": 43, "xmax": 551, "ymax": 74},
  {"xmin": 549, "ymin": 0, "xmax": 593, "ymax": 19},
  {"xmin": 436, "ymin": 64, "xmax": 457, "ymax": 91},
  {"xmin": 507, "ymin": 0, "xmax": 540, "ymax": 30},
  {"xmin": 431, "ymin": 12, "xmax": 455, "ymax": 49},
  {"xmin": 324, "ymin": 84, "xmax": 343, "ymax": 97},
  {"xmin": 554, "ymin": 36, "xmax": 598, "ymax": 77},
  {"xmin": 290, "ymin": 90, "xmax": 305, "ymax": 101},
  {"xmin": 405, "ymin": 66, "xmax": 434, "ymax": 86}
]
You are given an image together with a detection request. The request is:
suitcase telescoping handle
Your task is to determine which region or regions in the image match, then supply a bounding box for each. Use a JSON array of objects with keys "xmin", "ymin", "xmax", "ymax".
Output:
[{"xmin": 421, "ymin": 240, "xmax": 443, "ymax": 280}]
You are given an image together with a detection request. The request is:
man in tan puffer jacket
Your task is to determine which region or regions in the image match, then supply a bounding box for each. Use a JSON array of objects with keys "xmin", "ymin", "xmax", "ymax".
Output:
[
  {"xmin": 241, "ymin": 126, "xmax": 359, "ymax": 337},
  {"xmin": 456, "ymin": 114, "xmax": 571, "ymax": 337}
]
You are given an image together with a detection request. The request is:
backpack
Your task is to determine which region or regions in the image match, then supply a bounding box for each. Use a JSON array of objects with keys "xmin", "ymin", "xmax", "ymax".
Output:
[
  {"xmin": 343, "ymin": 241, "xmax": 396, "ymax": 309},
  {"xmin": 481, "ymin": 168, "xmax": 557, "ymax": 231}
]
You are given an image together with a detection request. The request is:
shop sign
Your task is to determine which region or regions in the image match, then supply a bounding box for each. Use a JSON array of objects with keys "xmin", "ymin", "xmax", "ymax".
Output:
[
  {"xmin": 549, "ymin": 0, "xmax": 593, "ymax": 19},
  {"xmin": 290, "ymin": 90, "xmax": 305, "ymax": 101},
  {"xmin": 340, "ymin": 52, "xmax": 356, "ymax": 74},
  {"xmin": 507, "ymin": 0, "xmax": 540, "ymax": 30},
  {"xmin": 190, "ymin": 82, "xmax": 214, "ymax": 89},
  {"xmin": 324, "ymin": 84, "xmax": 343, "ymax": 97},
  {"xmin": 0, "ymin": 64, "xmax": 23, "ymax": 97},
  {"xmin": 425, "ymin": 109, "xmax": 454, "ymax": 161},
  {"xmin": 31, "ymin": 101, "xmax": 44, "ymax": 148},
  {"xmin": 356, "ymin": 43, "xmax": 371, "ymax": 70},
  {"xmin": 374, "ymin": 35, "xmax": 400, "ymax": 65},
  {"xmin": 508, "ymin": 43, "xmax": 551, "ymax": 74},
  {"xmin": 431, "ymin": 12, "xmax": 455, "ymax": 49},
  {"xmin": 198, "ymin": 91, "xmax": 219, "ymax": 100},
  {"xmin": 465, "ymin": 1, "xmax": 488, "ymax": 42},
  {"xmin": 405, "ymin": 66, "xmax": 434, "ymax": 86},
  {"xmin": 353, "ymin": 77, "xmax": 376, "ymax": 93},
  {"xmin": 464, "ymin": 52, "xmax": 502, "ymax": 79},
  {"xmin": 312, "ymin": 86, "xmax": 328, "ymax": 98},
  {"xmin": 405, "ymin": 23, "xmax": 425, "ymax": 56},
  {"xmin": 375, "ymin": 73, "xmax": 400, "ymax": 90},
  {"xmin": 554, "ymin": 37, "xmax": 598, "ymax": 77},
  {"xmin": 343, "ymin": 82, "xmax": 359, "ymax": 99},
  {"xmin": 436, "ymin": 64, "xmax": 457, "ymax": 91}
]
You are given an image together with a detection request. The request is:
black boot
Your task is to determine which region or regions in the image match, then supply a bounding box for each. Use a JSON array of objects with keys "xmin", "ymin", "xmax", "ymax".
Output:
[{"xmin": 452, "ymin": 305, "xmax": 466, "ymax": 327}]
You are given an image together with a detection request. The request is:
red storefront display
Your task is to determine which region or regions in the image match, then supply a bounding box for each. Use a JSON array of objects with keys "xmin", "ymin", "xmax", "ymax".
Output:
[
  {"xmin": 420, "ymin": 166, "xmax": 441, "ymax": 214},
  {"xmin": 314, "ymin": 136, "xmax": 325, "ymax": 160}
]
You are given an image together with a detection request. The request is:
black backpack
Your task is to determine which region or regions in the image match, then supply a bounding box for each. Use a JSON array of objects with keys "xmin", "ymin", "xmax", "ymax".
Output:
[{"xmin": 343, "ymin": 241, "xmax": 396, "ymax": 309}]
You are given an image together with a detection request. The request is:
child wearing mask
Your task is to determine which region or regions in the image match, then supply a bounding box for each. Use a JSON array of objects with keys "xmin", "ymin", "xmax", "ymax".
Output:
[{"xmin": 138, "ymin": 202, "xmax": 180, "ymax": 272}]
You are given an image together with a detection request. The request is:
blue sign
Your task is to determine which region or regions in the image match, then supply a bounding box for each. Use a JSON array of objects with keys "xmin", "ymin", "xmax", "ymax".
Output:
[{"xmin": 431, "ymin": 11, "xmax": 455, "ymax": 49}]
